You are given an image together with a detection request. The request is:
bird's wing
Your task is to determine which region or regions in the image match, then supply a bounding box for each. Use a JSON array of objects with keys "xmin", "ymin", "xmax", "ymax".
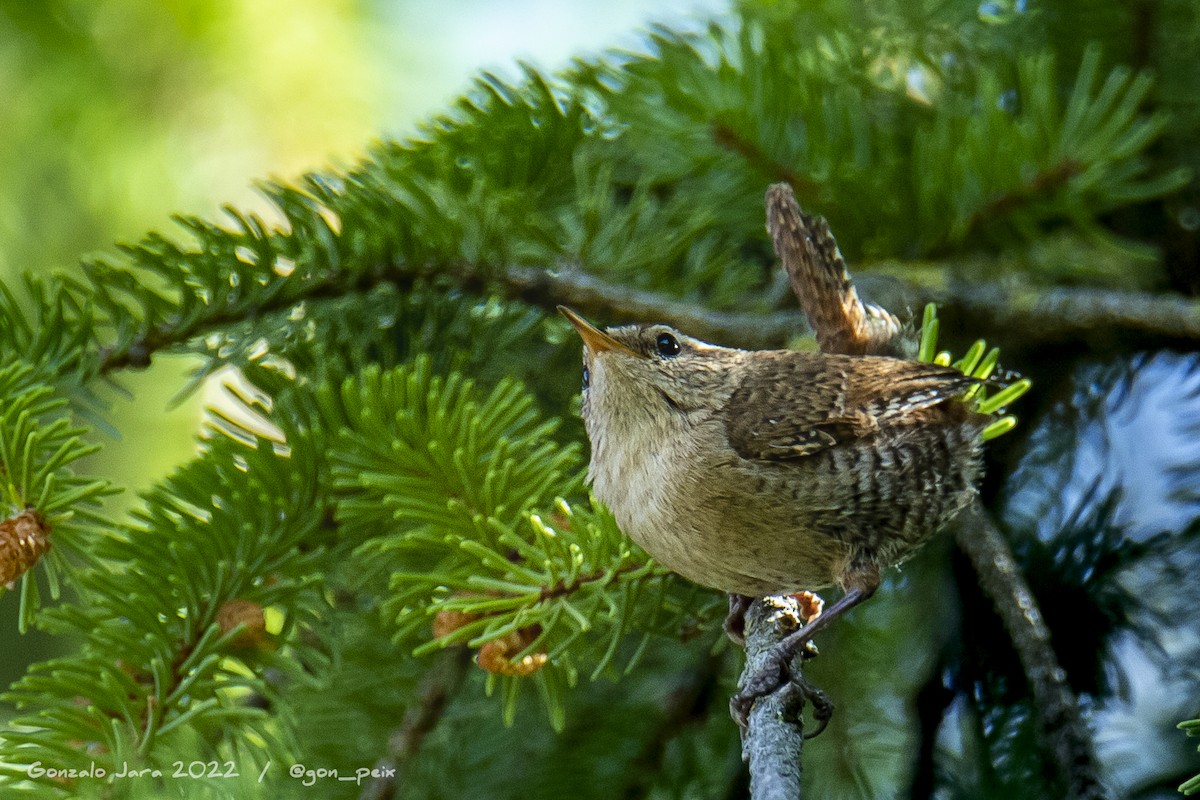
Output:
[{"xmin": 723, "ymin": 352, "xmax": 978, "ymax": 460}]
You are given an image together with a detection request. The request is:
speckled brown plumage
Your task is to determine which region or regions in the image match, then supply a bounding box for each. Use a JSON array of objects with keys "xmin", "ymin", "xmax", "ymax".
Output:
[
  {"xmin": 765, "ymin": 185, "xmax": 901, "ymax": 357},
  {"xmin": 722, "ymin": 351, "xmax": 985, "ymax": 574},
  {"xmin": 560, "ymin": 308, "xmax": 988, "ymax": 598},
  {"xmin": 724, "ymin": 352, "xmax": 978, "ymax": 459}
]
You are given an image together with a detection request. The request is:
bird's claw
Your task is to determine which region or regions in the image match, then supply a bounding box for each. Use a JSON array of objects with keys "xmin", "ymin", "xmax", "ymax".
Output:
[
  {"xmin": 799, "ymin": 680, "xmax": 834, "ymax": 739},
  {"xmin": 730, "ymin": 647, "xmax": 787, "ymax": 734},
  {"xmin": 723, "ymin": 593, "xmax": 754, "ymax": 647},
  {"xmin": 730, "ymin": 643, "xmax": 834, "ymax": 738}
]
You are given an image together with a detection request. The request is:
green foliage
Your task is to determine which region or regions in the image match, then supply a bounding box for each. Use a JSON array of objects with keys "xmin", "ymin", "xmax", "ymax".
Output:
[
  {"xmin": 0, "ymin": 417, "xmax": 331, "ymax": 791},
  {"xmin": 0, "ymin": 359, "xmax": 113, "ymax": 630},
  {"xmin": 1181, "ymin": 718, "xmax": 1200, "ymax": 795},
  {"xmin": 583, "ymin": 7, "xmax": 1188, "ymax": 261},
  {"xmin": 0, "ymin": 1, "xmax": 1195, "ymax": 797},
  {"xmin": 330, "ymin": 359, "xmax": 721, "ymax": 729},
  {"xmin": 916, "ymin": 303, "xmax": 1030, "ymax": 440}
]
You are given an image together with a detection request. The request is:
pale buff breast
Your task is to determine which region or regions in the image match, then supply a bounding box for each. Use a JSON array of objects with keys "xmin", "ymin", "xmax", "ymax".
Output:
[{"xmin": 589, "ymin": 413, "xmax": 849, "ymax": 597}]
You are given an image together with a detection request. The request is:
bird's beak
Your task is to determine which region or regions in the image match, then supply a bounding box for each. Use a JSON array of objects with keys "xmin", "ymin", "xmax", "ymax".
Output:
[{"xmin": 558, "ymin": 306, "xmax": 640, "ymax": 357}]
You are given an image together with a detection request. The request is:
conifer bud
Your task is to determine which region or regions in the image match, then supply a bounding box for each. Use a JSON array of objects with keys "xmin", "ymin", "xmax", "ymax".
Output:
[
  {"xmin": 0, "ymin": 508, "xmax": 51, "ymax": 588},
  {"xmin": 476, "ymin": 626, "xmax": 547, "ymax": 677},
  {"xmin": 217, "ymin": 599, "xmax": 266, "ymax": 647},
  {"xmin": 432, "ymin": 608, "xmax": 480, "ymax": 639}
]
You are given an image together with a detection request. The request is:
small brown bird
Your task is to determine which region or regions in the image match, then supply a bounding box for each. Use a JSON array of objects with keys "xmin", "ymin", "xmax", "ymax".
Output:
[{"xmin": 560, "ymin": 306, "xmax": 988, "ymax": 701}]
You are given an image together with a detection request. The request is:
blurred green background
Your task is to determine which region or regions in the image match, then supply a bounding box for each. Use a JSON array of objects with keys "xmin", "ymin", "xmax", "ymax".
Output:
[{"xmin": 0, "ymin": 0, "xmax": 722, "ymax": 705}]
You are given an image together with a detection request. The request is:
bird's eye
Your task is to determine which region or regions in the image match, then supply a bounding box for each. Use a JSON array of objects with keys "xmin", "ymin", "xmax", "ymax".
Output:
[
  {"xmin": 655, "ymin": 332, "xmax": 681, "ymax": 357},
  {"xmin": 581, "ymin": 365, "xmax": 590, "ymax": 390}
]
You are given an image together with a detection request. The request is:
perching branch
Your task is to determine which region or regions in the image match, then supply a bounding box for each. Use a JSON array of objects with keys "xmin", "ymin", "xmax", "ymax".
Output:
[{"xmin": 738, "ymin": 597, "xmax": 809, "ymax": 800}]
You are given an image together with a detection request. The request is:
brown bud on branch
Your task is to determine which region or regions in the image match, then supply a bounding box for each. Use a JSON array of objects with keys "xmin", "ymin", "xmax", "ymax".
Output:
[
  {"xmin": 0, "ymin": 508, "xmax": 51, "ymax": 588},
  {"xmin": 217, "ymin": 599, "xmax": 267, "ymax": 647}
]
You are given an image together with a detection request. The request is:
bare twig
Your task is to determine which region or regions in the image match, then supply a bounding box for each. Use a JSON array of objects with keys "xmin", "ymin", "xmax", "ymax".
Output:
[
  {"xmin": 954, "ymin": 503, "xmax": 1110, "ymax": 800},
  {"xmin": 855, "ymin": 274, "xmax": 1200, "ymax": 349},
  {"xmin": 503, "ymin": 263, "xmax": 1200, "ymax": 350},
  {"xmin": 360, "ymin": 648, "xmax": 471, "ymax": 800}
]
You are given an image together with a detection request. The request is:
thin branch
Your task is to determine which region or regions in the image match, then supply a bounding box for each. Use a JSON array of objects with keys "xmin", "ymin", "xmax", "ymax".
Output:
[
  {"xmin": 95, "ymin": 266, "xmax": 391, "ymax": 374},
  {"xmin": 739, "ymin": 597, "xmax": 809, "ymax": 800},
  {"xmin": 957, "ymin": 160, "xmax": 1083, "ymax": 248},
  {"xmin": 504, "ymin": 264, "xmax": 1200, "ymax": 349},
  {"xmin": 712, "ymin": 123, "xmax": 821, "ymax": 198},
  {"xmin": 954, "ymin": 502, "xmax": 1110, "ymax": 800},
  {"xmin": 94, "ymin": 249, "xmax": 1200, "ymax": 380},
  {"xmin": 618, "ymin": 649, "xmax": 725, "ymax": 800},
  {"xmin": 360, "ymin": 647, "xmax": 471, "ymax": 800},
  {"xmin": 538, "ymin": 561, "xmax": 657, "ymax": 602}
]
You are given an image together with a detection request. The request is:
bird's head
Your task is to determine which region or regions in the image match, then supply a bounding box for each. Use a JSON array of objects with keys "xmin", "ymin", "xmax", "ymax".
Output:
[{"xmin": 558, "ymin": 307, "xmax": 743, "ymax": 435}]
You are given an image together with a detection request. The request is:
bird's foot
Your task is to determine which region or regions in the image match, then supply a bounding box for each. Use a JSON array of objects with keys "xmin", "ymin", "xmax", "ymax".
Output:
[
  {"xmin": 798, "ymin": 678, "xmax": 834, "ymax": 739},
  {"xmin": 724, "ymin": 591, "xmax": 822, "ymax": 648},
  {"xmin": 730, "ymin": 579, "xmax": 879, "ymax": 740},
  {"xmin": 730, "ymin": 646, "xmax": 787, "ymax": 732},
  {"xmin": 723, "ymin": 593, "xmax": 754, "ymax": 647},
  {"xmin": 730, "ymin": 645, "xmax": 833, "ymax": 738}
]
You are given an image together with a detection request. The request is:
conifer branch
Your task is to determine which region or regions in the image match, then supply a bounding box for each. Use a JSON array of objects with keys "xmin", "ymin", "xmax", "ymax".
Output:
[
  {"xmin": 96, "ymin": 257, "xmax": 1199, "ymax": 380},
  {"xmin": 537, "ymin": 561, "xmax": 650, "ymax": 602},
  {"xmin": 711, "ymin": 122, "xmax": 821, "ymax": 198},
  {"xmin": 503, "ymin": 263, "xmax": 1200, "ymax": 349},
  {"xmin": 94, "ymin": 265, "xmax": 390, "ymax": 374},
  {"xmin": 954, "ymin": 502, "xmax": 1110, "ymax": 800},
  {"xmin": 961, "ymin": 159, "xmax": 1084, "ymax": 246},
  {"xmin": 361, "ymin": 648, "xmax": 471, "ymax": 800}
]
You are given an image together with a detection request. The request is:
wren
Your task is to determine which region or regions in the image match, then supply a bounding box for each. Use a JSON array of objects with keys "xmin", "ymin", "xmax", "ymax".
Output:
[{"xmin": 560, "ymin": 305, "xmax": 989, "ymax": 716}]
